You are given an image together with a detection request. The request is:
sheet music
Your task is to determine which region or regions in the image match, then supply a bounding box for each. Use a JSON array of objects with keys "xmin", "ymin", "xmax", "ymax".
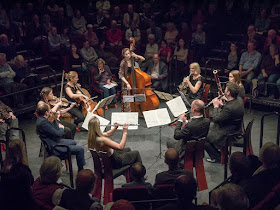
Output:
[
  {"xmin": 103, "ymin": 83, "xmax": 117, "ymax": 89},
  {"xmin": 143, "ymin": 108, "xmax": 171, "ymax": 128},
  {"xmin": 111, "ymin": 112, "xmax": 139, "ymax": 130},
  {"xmin": 166, "ymin": 96, "xmax": 188, "ymax": 117},
  {"xmin": 154, "ymin": 91, "xmax": 174, "ymax": 101},
  {"xmin": 82, "ymin": 112, "xmax": 110, "ymax": 132}
]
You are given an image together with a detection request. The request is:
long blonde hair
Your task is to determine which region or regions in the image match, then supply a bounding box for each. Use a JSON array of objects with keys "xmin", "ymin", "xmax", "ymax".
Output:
[
  {"xmin": 88, "ymin": 116, "xmax": 104, "ymax": 149},
  {"xmin": 189, "ymin": 62, "xmax": 201, "ymax": 75},
  {"xmin": 230, "ymin": 70, "xmax": 243, "ymax": 87},
  {"xmin": 65, "ymin": 71, "xmax": 78, "ymax": 82}
]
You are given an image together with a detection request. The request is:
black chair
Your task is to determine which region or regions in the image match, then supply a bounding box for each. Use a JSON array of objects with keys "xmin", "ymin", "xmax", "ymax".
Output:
[
  {"xmin": 39, "ymin": 137, "xmax": 74, "ymax": 188},
  {"xmin": 5, "ymin": 127, "xmax": 26, "ymax": 147}
]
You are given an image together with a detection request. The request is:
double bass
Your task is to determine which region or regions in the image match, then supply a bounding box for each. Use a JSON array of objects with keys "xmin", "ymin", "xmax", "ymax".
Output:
[{"xmin": 127, "ymin": 38, "xmax": 160, "ymax": 115}]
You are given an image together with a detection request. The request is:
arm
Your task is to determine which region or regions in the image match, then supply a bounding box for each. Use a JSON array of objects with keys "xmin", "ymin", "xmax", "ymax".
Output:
[
  {"xmin": 212, "ymin": 106, "xmax": 231, "ymax": 124},
  {"xmin": 41, "ymin": 119, "xmax": 64, "ymax": 138},
  {"xmin": 167, "ymin": 51, "xmax": 171, "ymax": 62},
  {"xmin": 123, "ymin": 14, "xmax": 129, "ymax": 28},
  {"xmin": 65, "ymin": 87, "xmax": 86, "ymax": 99},
  {"xmin": 132, "ymin": 52, "xmax": 145, "ymax": 61},
  {"xmin": 186, "ymin": 78, "xmax": 202, "ymax": 94},
  {"xmin": 158, "ymin": 63, "xmax": 167, "ymax": 78},
  {"xmin": 174, "ymin": 121, "xmax": 191, "ymax": 140},
  {"xmin": 48, "ymin": 36, "xmax": 61, "ymax": 49},
  {"xmin": 103, "ymin": 126, "xmax": 118, "ymax": 137},
  {"xmin": 59, "ymin": 103, "xmax": 75, "ymax": 114},
  {"xmin": 181, "ymin": 49, "xmax": 188, "ymax": 62},
  {"xmin": 80, "ymin": 49, "xmax": 94, "ymax": 62},
  {"xmin": 6, "ymin": 65, "xmax": 16, "ymax": 79},
  {"xmin": 103, "ymin": 128, "xmax": 128, "ymax": 150}
]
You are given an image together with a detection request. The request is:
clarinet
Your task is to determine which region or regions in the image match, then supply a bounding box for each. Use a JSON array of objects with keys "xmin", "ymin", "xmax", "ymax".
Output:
[{"xmin": 213, "ymin": 70, "xmax": 224, "ymax": 96}]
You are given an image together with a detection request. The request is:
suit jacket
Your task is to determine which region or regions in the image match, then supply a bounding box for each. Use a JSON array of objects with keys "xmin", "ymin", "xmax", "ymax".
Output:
[
  {"xmin": 36, "ymin": 116, "xmax": 64, "ymax": 149},
  {"xmin": 207, "ymin": 97, "xmax": 244, "ymax": 148},
  {"xmin": 147, "ymin": 60, "xmax": 168, "ymax": 90},
  {"xmin": 122, "ymin": 180, "xmax": 153, "ymax": 191},
  {"xmin": 154, "ymin": 167, "xmax": 189, "ymax": 187},
  {"xmin": 174, "ymin": 117, "xmax": 210, "ymax": 158}
]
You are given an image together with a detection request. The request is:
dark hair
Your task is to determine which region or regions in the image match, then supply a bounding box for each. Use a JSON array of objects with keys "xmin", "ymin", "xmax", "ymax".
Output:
[
  {"xmin": 40, "ymin": 87, "xmax": 52, "ymax": 101},
  {"xmin": 176, "ymin": 38, "xmax": 188, "ymax": 50},
  {"xmin": 165, "ymin": 148, "xmax": 179, "ymax": 167},
  {"xmin": 36, "ymin": 102, "xmax": 49, "ymax": 116},
  {"xmin": 226, "ymin": 82, "xmax": 240, "ymax": 98},
  {"xmin": 130, "ymin": 162, "xmax": 146, "ymax": 180},
  {"xmin": 229, "ymin": 152, "xmax": 250, "ymax": 178},
  {"xmin": 111, "ymin": 200, "xmax": 135, "ymax": 210},
  {"xmin": 161, "ymin": 39, "xmax": 168, "ymax": 46},
  {"xmin": 76, "ymin": 169, "xmax": 97, "ymax": 193},
  {"xmin": 175, "ymin": 173, "xmax": 197, "ymax": 201}
]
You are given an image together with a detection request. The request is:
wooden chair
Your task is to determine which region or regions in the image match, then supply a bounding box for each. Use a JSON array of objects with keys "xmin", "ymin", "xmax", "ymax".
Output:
[
  {"xmin": 90, "ymin": 150, "xmax": 103, "ymax": 201},
  {"xmin": 0, "ymin": 140, "xmax": 6, "ymax": 168},
  {"xmin": 184, "ymin": 137, "xmax": 208, "ymax": 191},
  {"xmin": 203, "ymin": 84, "xmax": 211, "ymax": 118},
  {"xmin": 152, "ymin": 184, "xmax": 176, "ymax": 209}
]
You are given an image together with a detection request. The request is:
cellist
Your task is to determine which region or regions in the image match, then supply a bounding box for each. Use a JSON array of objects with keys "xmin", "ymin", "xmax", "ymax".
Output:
[
  {"xmin": 119, "ymin": 48, "xmax": 145, "ymax": 112},
  {"xmin": 64, "ymin": 71, "xmax": 89, "ymax": 131}
]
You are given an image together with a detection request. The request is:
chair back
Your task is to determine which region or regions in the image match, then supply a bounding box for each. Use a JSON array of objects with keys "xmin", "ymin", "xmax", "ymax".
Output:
[
  {"xmin": 243, "ymin": 119, "xmax": 254, "ymax": 156},
  {"xmin": 113, "ymin": 186, "xmax": 150, "ymax": 201},
  {"xmin": 90, "ymin": 149, "xmax": 102, "ymax": 200},
  {"xmin": 152, "ymin": 184, "xmax": 176, "ymax": 209},
  {"xmin": 184, "ymin": 140, "xmax": 197, "ymax": 171},
  {"xmin": 39, "ymin": 138, "xmax": 52, "ymax": 157}
]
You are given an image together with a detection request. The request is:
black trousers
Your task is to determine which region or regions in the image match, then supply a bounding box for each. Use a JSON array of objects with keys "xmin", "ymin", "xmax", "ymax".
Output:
[
  {"xmin": 204, "ymin": 140, "xmax": 221, "ymax": 160},
  {"xmin": 60, "ymin": 119, "xmax": 76, "ymax": 139},
  {"xmin": 68, "ymin": 106, "xmax": 85, "ymax": 126},
  {"xmin": 110, "ymin": 147, "xmax": 142, "ymax": 169}
]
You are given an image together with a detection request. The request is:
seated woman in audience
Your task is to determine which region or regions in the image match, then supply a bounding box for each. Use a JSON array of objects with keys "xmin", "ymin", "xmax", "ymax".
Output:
[
  {"xmin": 255, "ymin": 8, "xmax": 271, "ymax": 33},
  {"xmin": 229, "ymin": 70, "xmax": 245, "ymax": 98},
  {"xmin": 70, "ymin": 44, "xmax": 87, "ymax": 71},
  {"xmin": 94, "ymin": 58, "xmax": 117, "ymax": 110},
  {"xmin": 224, "ymin": 42, "xmax": 239, "ymax": 75},
  {"xmin": 71, "ymin": 10, "xmax": 87, "ymax": 35},
  {"xmin": 32, "ymin": 156, "xmax": 64, "ymax": 210},
  {"xmin": 179, "ymin": 62, "xmax": 203, "ymax": 105},
  {"xmin": 158, "ymin": 39, "xmax": 171, "ymax": 63},
  {"xmin": 164, "ymin": 22, "xmax": 178, "ymax": 47},
  {"xmin": 84, "ymin": 24, "xmax": 99, "ymax": 47},
  {"xmin": 174, "ymin": 38, "xmax": 189, "ymax": 81},
  {"xmin": 0, "ymin": 139, "xmax": 35, "ymax": 210},
  {"xmin": 191, "ymin": 24, "xmax": 206, "ymax": 62},
  {"xmin": 96, "ymin": 40, "xmax": 119, "ymax": 67},
  {"xmin": 60, "ymin": 26, "xmax": 71, "ymax": 52},
  {"xmin": 88, "ymin": 116, "xmax": 142, "ymax": 169}
]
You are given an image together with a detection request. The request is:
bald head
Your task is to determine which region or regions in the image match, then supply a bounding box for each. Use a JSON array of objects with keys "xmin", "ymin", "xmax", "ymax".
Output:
[
  {"xmin": 76, "ymin": 169, "xmax": 96, "ymax": 193},
  {"xmin": 152, "ymin": 53, "xmax": 159, "ymax": 64},
  {"xmin": 165, "ymin": 148, "xmax": 179, "ymax": 167},
  {"xmin": 191, "ymin": 99, "xmax": 205, "ymax": 115}
]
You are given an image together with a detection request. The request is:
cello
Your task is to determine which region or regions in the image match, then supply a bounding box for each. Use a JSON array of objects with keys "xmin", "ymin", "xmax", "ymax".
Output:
[{"xmin": 127, "ymin": 38, "xmax": 160, "ymax": 115}]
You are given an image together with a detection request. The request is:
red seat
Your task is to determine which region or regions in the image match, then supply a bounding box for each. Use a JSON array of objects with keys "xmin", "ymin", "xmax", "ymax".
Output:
[
  {"xmin": 203, "ymin": 84, "xmax": 211, "ymax": 118},
  {"xmin": 90, "ymin": 150, "xmax": 103, "ymax": 200}
]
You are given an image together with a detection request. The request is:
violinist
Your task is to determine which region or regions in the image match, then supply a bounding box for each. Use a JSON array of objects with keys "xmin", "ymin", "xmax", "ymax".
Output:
[
  {"xmin": 64, "ymin": 71, "xmax": 88, "ymax": 130},
  {"xmin": 118, "ymin": 48, "xmax": 145, "ymax": 112},
  {"xmin": 40, "ymin": 87, "xmax": 76, "ymax": 139},
  {"xmin": 179, "ymin": 62, "xmax": 204, "ymax": 106}
]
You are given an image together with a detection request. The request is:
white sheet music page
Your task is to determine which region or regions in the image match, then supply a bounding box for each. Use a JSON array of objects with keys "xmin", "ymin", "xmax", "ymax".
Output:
[
  {"xmin": 82, "ymin": 112, "xmax": 110, "ymax": 132},
  {"xmin": 111, "ymin": 112, "xmax": 139, "ymax": 130},
  {"xmin": 166, "ymin": 96, "xmax": 188, "ymax": 117},
  {"xmin": 143, "ymin": 108, "xmax": 171, "ymax": 128}
]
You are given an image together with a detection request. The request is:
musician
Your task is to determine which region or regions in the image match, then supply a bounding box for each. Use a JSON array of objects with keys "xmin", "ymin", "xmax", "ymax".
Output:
[
  {"xmin": 64, "ymin": 71, "xmax": 88, "ymax": 129},
  {"xmin": 229, "ymin": 70, "xmax": 245, "ymax": 98},
  {"xmin": 88, "ymin": 116, "xmax": 142, "ymax": 169},
  {"xmin": 94, "ymin": 58, "xmax": 117, "ymax": 110},
  {"xmin": 180, "ymin": 62, "xmax": 204, "ymax": 105},
  {"xmin": 40, "ymin": 87, "xmax": 76, "ymax": 139},
  {"xmin": 205, "ymin": 82, "xmax": 244, "ymax": 163},
  {"xmin": 167, "ymin": 100, "xmax": 210, "ymax": 167},
  {"xmin": 118, "ymin": 48, "xmax": 145, "ymax": 112},
  {"xmin": 36, "ymin": 102, "xmax": 86, "ymax": 171}
]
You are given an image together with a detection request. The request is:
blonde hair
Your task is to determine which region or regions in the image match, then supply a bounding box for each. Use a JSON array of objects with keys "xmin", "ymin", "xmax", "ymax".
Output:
[
  {"xmin": 189, "ymin": 62, "xmax": 201, "ymax": 75},
  {"xmin": 259, "ymin": 142, "xmax": 280, "ymax": 168},
  {"xmin": 40, "ymin": 87, "xmax": 52, "ymax": 101},
  {"xmin": 230, "ymin": 70, "xmax": 243, "ymax": 87},
  {"xmin": 96, "ymin": 58, "xmax": 106, "ymax": 66},
  {"xmin": 88, "ymin": 116, "xmax": 104, "ymax": 149},
  {"xmin": 0, "ymin": 53, "xmax": 6, "ymax": 59},
  {"xmin": 14, "ymin": 55, "xmax": 24, "ymax": 65},
  {"xmin": 65, "ymin": 71, "xmax": 78, "ymax": 82},
  {"xmin": 122, "ymin": 48, "xmax": 130, "ymax": 57},
  {"xmin": 40, "ymin": 156, "xmax": 61, "ymax": 184}
]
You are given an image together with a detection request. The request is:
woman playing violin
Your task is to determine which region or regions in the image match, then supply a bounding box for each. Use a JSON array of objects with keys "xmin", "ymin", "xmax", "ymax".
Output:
[
  {"xmin": 64, "ymin": 71, "xmax": 88, "ymax": 129},
  {"xmin": 118, "ymin": 48, "xmax": 145, "ymax": 112},
  {"xmin": 40, "ymin": 87, "xmax": 77, "ymax": 139}
]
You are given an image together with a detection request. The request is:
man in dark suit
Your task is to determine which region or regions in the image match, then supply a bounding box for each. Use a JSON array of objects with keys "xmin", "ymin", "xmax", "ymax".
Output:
[
  {"xmin": 167, "ymin": 99, "xmax": 210, "ymax": 167},
  {"xmin": 154, "ymin": 148, "xmax": 189, "ymax": 186},
  {"xmin": 147, "ymin": 53, "xmax": 168, "ymax": 91},
  {"xmin": 36, "ymin": 102, "xmax": 86, "ymax": 171},
  {"xmin": 205, "ymin": 82, "xmax": 245, "ymax": 163}
]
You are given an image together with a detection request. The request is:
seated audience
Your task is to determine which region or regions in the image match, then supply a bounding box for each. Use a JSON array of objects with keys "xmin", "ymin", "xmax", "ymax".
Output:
[
  {"xmin": 26, "ymin": 14, "xmax": 44, "ymax": 52},
  {"xmin": 48, "ymin": 26, "xmax": 63, "ymax": 56},
  {"xmin": 139, "ymin": 3, "xmax": 153, "ymax": 30},
  {"xmin": 164, "ymin": 6, "xmax": 179, "ymax": 25},
  {"xmin": 32, "ymin": 156, "xmax": 64, "ymax": 209},
  {"xmin": 96, "ymin": 41, "xmax": 119, "ymax": 67},
  {"xmin": 257, "ymin": 44, "xmax": 280, "ymax": 99},
  {"xmin": 239, "ymin": 40, "xmax": 262, "ymax": 92},
  {"xmin": 0, "ymin": 34, "xmax": 16, "ymax": 61},
  {"xmin": 142, "ymin": 34, "xmax": 158, "ymax": 68},
  {"xmin": 229, "ymin": 70, "xmax": 245, "ymax": 98},
  {"xmin": 42, "ymin": 14, "xmax": 52, "ymax": 35},
  {"xmin": 88, "ymin": 116, "xmax": 142, "ymax": 169},
  {"xmin": 122, "ymin": 162, "xmax": 152, "ymax": 191},
  {"xmin": 0, "ymin": 139, "xmax": 35, "ymax": 210},
  {"xmin": 164, "ymin": 22, "xmax": 178, "ymax": 47},
  {"xmin": 178, "ymin": 21, "xmax": 192, "ymax": 46},
  {"xmin": 96, "ymin": 0, "xmax": 111, "ymax": 17},
  {"xmin": 36, "ymin": 102, "xmax": 86, "ymax": 171},
  {"xmin": 224, "ymin": 42, "xmax": 239, "ymax": 75},
  {"xmin": 71, "ymin": 10, "xmax": 87, "ymax": 35},
  {"xmin": 158, "ymin": 40, "xmax": 171, "ymax": 63},
  {"xmin": 70, "ymin": 44, "xmax": 87, "ymax": 71},
  {"xmin": 160, "ymin": 174, "xmax": 215, "ymax": 210},
  {"xmin": 0, "ymin": 3, "xmax": 10, "ymax": 33},
  {"xmin": 9, "ymin": 2, "xmax": 24, "ymax": 43},
  {"xmin": 94, "ymin": 8, "xmax": 109, "ymax": 30},
  {"xmin": 60, "ymin": 26, "xmax": 71, "ymax": 51},
  {"xmin": 125, "ymin": 21, "xmax": 141, "ymax": 46},
  {"xmin": 146, "ymin": 19, "xmax": 162, "ymax": 44},
  {"xmin": 94, "ymin": 58, "xmax": 117, "ymax": 109},
  {"xmin": 191, "ymin": 8, "xmax": 205, "ymax": 31},
  {"xmin": 147, "ymin": 54, "xmax": 168, "ymax": 91},
  {"xmin": 110, "ymin": 199, "xmax": 135, "ymax": 210},
  {"xmin": 47, "ymin": 0, "xmax": 59, "ymax": 18},
  {"xmin": 263, "ymin": 29, "xmax": 280, "ymax": 55},
  {"xmin": 244, "ymin": 25, "xmax": 263, "ymax": 52},
  {"xmin": 55, "ymin": 7, "xmax": 70, "ymax": 34},
  {"xmin": 174, "ymin": 38, "xmax": 189, "ymax": 79},
  {"xmin": 255, "ymin": 8, "xmax": 270, "ymax": 33},
  {"xmin": 123, "ymin": 4, "xmax": 140, "ymax": 28},
  {"xmin": 55, "ymin": 169, "xmax": 102, "ymax": 210},
  {"xmin": 191, "ymin": 24, "xmax": 206, "ymax": 62},
  {"xmin": 80, "ymin": 40, "xmax": 98, "ymax": 70},
  {"xmin": 111, "ymin": 6, "xmax": 123, "ymax": 26},
  {"xmin": 84, "ymin": 24, "xmax": 99, "ymax": 47},
  {"xmin": 154, "ymin": 148, "xmax": 189, "ymax": 186},
  {"xmin": 106, "ymin": 20, "xmax": 123, "ymax": 47}
]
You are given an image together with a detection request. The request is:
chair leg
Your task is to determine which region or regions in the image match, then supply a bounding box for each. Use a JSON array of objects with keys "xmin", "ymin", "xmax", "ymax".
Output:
[
  {"xmin": 65, "ymin": 159, "xmax": 69, "ymax": 171},
  {"xmin": 93, "ymin": 176, "xmax": 102, "ymax": 201},
  {"xmin": 125, "ymin": 170, "xmax": 130, "ymax": 183},
  {"xmin": 68, "ymin": 157, "xmax": 74, "ymax": 188},
  {"xmin": 103, "ymin": 177, "xmax": 113, "ymax": 205},
  {"xmin": 195, "ymin": 158, "xmax": 208, "ymax": 191}
]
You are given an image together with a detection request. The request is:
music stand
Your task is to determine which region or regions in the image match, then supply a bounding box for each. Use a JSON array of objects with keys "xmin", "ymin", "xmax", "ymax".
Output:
[
  {"xmin": 177, "ymin": 88, "xmax": 191, "ymax": 107},
  {"xmin": 92, "ymin": 94, "xmax": 116, "ymax": 118},
  {"xmin": 154, "ymin": 91, "xmax": 174, "ymax": 101}
]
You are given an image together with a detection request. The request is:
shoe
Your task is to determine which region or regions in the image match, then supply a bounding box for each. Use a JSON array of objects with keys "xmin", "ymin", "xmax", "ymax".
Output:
[
  {"xmin": 268, "ymin": 94, "xmax": 275, "ymax": 100},
  {"xmin": 206, "ymin": 158, "xmax": 220, "ymax": 163},
  {"xmin": 114, "ymin": 103, "xmax": 118, "ymax": 108},
  {"xmin": 76, "ymin": 127, "xmax": 81, "ymax": 132},
  {"xmin": 105, "ymin": 105, "xmax": 108, "ymax": 110}
]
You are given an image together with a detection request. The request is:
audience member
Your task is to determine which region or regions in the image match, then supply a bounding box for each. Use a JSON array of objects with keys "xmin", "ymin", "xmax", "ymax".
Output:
[
  {"xmin": 263, "ymin": 29, "xmax": 280, "ymax": 55},
  {"xmin": 63, "ymin": 0, "xmax": 74, "ymax": 18},
  {"xmin": 122, "ymin": 162, "xmax": 152, "ymax": 191},
  {"xmin": 106, "ymin": 20, "xmax": 123, "ymax": 47},
  {"xmin": 80, "ymin": 40, "xmax": 98, "ymax": 70},
  {"xmin": 191, "ymin": 8, "xmax": 205, "ymax": 31},
  {"xmin": 139, "ymin": 3, "xmax": 153, "ymax": 30},
  {"xmin": 84, "ymin": 24, "xmax": 99, "ymax": 47},
  {"xmin": 96, "ymin": 41, "xmax": 119, "ymax": 67},
  {"xmin": 54, "ymin": 7, "xmax": 69, "ymax": 34},
  {"xmin": 254, "ymin": 8, "xmax": 270, "ymax": 33},
  {"xmin": 56, "ymin": 169, "xmax": 102, "ymax": 210},
  {"xmin": 24, "ymin": 3, "xmax": 36, "ymax": 25},
  {"xmin": 154, "ymin": 148, "xmax": 189, "ymax": 186},
  {"xmin": 42, "ymin": 14, "xmax": 52, "ymax": 35},
  {"xmin": 164, "ymin": 6, "xmax": 179, "ymax": 25},
  {"xmin": 0, "ymin": 139, "xmax": 35, "ymax": 210},
  {"xmin": 32, "ymin": 156, "xmax": 63, "ymax": 209},
  {"xmin": 48, "ymin": 26, "xmax": 63, "ymax": 56},
  {"xmin": 60, "ymin": 26, "xmax": 71, "ymax": 51},
  {"xmin": 70, "ymin": 44, "xmax": 87, "ymax": 71},
  {"xmin": 160, "ymin": 174, "xmax": 215, "ymax": 210},
  {"xmin": 71, "ymin": 10, "xmax": 87, "ymax": 35},
  {"xmin": 158, "ymin": 40, "xmax": 171, "ymax": 63},
  {"xmin": 125, "ymin": 21, "xmax": 141, "ymax": 46},
  {"xmin": 36, "ymin": 102, "xmax": 86, "ymax": 171},
  {"xmin": 239, "ymin": 40, "xmax": 262, "ymax": 92},
  {"xmin": 26, "ymin": 14, "xmax": 44, "ymax": 50},
  {"xmin": 96, "ymin": 0, "xmax": 111, "ymax": 17},
  {"xmin": 205, "ymin": 82, "xmax": 244, "ymax": 163},
  {"xmin": 111, "ymin": 6, "xmax": 123, "ymax": 26},
  {"xmin": 229, "ymin": 70, "xmax": 245, "ymax": 98},
  {"xmin": 9, "ymin": 2, "xmax": 24, "ymax": 42},
  {"xmin": 167, "ymin": 99, "xmax": 210, "ymax": 166},
  {"xmin": 0, "ymin": 3, "xmax": 10, "ymax": 33},
  {"xmin": 174, "ymin": 38, "xmax": 189, "ymax": 78},
  {"xmin": 147, "ymin": 53, "xmax": 168, "ymax": 91},
  {"xmin": 94, "ymin": 8, "xmax": 109, "ymax": 30},
  {"xmin": 123, "ymin": 4, "xmax": 140, "ymax": 28},
  {"xmin": 244, "ymin": 25, "xmax": 263, "ymax": 52},
  {"xmin": 144, "ymin": 34, "xmax": 158, "ymax": 64},
  {"xmin": 0, "ymin": 34, "xmax": 16, "ymax": 61},
  {"xmin": 178, "ymin": 21, "xmax": 192, "ymax": 46},
  {"xmin": 224, "ymin": 42, "xmax": 239, "ymax": 75},
  {"xmin": 110, "ymin": 200, "xmax": 135, "ymax": 210},
  {"xmin": 164, "ymin": 22, "xmax": 178, "ymax": 47},
  {"xmin": 191, "ymin": 24, "xmax": 206, "ymax": 62},
  {"xmin": 47, "ymin": 0, "xmax": 59, "ymax": 18},
  {"xmin": 257, "ymin": 44, "xmax": 280, "ymax": 99},
  {"xmin": 146, "ymin": 19, "xmax": 162, "ymax": 44}
]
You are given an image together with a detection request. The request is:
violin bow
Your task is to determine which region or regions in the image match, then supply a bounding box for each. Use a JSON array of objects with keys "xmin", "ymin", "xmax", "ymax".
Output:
[{"xmin": 59, "ymin": 70, "xmax": 65, "ymax": 102}]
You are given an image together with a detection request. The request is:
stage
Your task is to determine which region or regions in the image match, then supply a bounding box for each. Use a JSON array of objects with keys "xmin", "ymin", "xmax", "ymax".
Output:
[{"xmin": 20, "ymin": 100, "xmax": 279, "ymax": 204}]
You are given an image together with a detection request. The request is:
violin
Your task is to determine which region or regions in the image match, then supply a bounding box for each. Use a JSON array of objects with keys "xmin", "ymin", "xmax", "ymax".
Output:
[
  {"xmin": 75, "ymin": 84, "xmax": 103, "ymax": 117},
  {"xmin": 49, "ymin": 96, "xmax": 77, "ymax": 107}
]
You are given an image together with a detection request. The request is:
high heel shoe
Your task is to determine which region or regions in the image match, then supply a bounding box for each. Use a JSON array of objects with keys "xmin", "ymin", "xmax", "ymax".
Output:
[
  {"xmin": 114, "ymin": 104, "xmax": 118, "ymax": 108},
  {"xmin": 105, "ymin": 105, "xmax": 108, "ymax": 110}
]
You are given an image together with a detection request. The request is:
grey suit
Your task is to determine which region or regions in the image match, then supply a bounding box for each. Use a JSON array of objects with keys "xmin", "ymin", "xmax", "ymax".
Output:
[
  {"xmin": 147, "ymin": 60, "xmax": 168, "ymax": 91},
  {"xmin": 205, "ymin": 97, "xmax": 244, "ymax": 160}
]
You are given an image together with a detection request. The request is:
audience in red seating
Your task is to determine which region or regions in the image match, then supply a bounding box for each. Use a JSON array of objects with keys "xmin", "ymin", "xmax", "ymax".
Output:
[
  {"xmin": 80, "ymin": 40, "xmax": 99, "ymax": 70},
  {"xmin": 254, "ymin": 8, "xmax": 271, "ymax": 33},
  {"xmin": 158, "ymin": 39, "xmax": 172, "ymax": 63},
  {"xmin": 123, "ymin": 4, "xmax": 140, "ymax": 29},
  {"xmin": 146, "ymin": 19, "xmax": 162, "ymax": 45},
  {"xmin": 107, "ymin": 20, "xmax": 123, "ymax": 47},
  {"xmin": 84, "ymin": 24, "xmax": 99, "ymax": 47},
  {"xmin": 244, "ymin": 25, "xmax": 264, "ymax": 52},
  {"xmin": 110, "ymin": 199, "xmax": 135, "ymax": 210},
  {"xmin": 32, "ymin": 156, "xmax": 64, "ymax": 210},
  {"xmin": 96, "ymin": 41, "xmax": 119, "ymax": 68},
  {"xmin": 0, "ymin": 33, "xmax": 16, "ymax": 61},
  {"xmin": 71, "ymin": 10, "xmax": 87, "ymax": 35},
  {"xmin": 263, "ymin": 29, "xmax": 280, "ymax": 55},
  {"xmin": 125, "ymin": 21, "xmax": 141, "ymax": 46},
  {"xmin": 164, "ymin": 22, "xmax": 178, "ymax": 47}
]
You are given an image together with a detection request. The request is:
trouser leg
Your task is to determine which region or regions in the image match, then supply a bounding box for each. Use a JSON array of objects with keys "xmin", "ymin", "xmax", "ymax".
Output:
[{"xmin": 205, "ymin": 140, "xmax": 221, "ymax": 160}]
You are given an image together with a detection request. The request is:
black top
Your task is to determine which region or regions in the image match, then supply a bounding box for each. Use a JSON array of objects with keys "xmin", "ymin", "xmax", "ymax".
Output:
[
  {"xmin": 188, "ymin": 75, "xmax": 204, "ymax": 100},
  {"xmin": 64, "ymin": 83, "xmax": 77, "ymax": 103},
  {"xmin": 70, "ymin": 54, "xmax": 82, "ymax": 67},
  {"xmin": 122, "ymin": 179, "xmax": 153, "ymax": 192},
  {"xmin": 11, "ymin": 64, "xmax": 31, "ymax": 83},
  {"xmin": 127, "ymin": 66, "xmax": 133, "ymax": 75},
  {"xmin": 154, "ymin": 167, "xmax": 189, "ymax": 187}
]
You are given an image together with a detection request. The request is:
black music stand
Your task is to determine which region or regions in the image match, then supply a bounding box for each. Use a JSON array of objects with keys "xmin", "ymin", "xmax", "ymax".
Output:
[
  {"xmin": 93, "ymin": 94, "xmax": 116, "ymax": 118},
  {"xmin": 177, "ymin": 88, "xmax": 191, "ymax": 107}
]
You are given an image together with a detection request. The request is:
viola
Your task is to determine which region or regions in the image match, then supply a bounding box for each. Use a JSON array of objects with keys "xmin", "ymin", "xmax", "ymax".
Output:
[
  {"xmin": 127, "ymin": 38, "xmax": 160, "ymax": 115},
  {"xmin": 75, "ymin": 84, "xmax": 103, "ymax": 117}
]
